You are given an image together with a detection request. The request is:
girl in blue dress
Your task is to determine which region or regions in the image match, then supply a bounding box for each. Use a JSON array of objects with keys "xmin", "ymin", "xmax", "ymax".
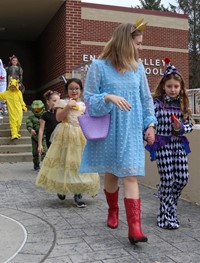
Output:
[{"xmin": 79, "ymin": 21, "xmax": 157, "ymax": 244}]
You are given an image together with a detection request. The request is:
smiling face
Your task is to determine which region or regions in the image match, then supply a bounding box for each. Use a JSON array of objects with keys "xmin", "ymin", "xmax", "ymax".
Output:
[
  {"xmin": 67, "ymin": 81, "xmax": 81, "ymax": 101},
  {"xmin": 163, "ymin": 78, "xmax": 181, "ymax": 98}
]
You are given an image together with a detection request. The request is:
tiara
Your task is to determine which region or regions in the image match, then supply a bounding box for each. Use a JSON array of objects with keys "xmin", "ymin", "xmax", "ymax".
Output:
[{"xmin": 131, "ymin": 18, "xmax": 148, "ymax": 34}]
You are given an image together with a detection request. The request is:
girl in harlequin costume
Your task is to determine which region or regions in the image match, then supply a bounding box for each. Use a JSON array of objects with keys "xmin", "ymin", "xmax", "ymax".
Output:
[
  {"xmin": 0, "ymin": 59, "xmax": 8, "ymax": 118},
  {"xmin": 0, "ymin": 77, "xmax": 27, "ymax": 140},
  {"xmin": 146, "ymin": 57, "xmax": 193, "ymax": 229},
  {"xmin": 36, "ymin": 78, "xmax": 100, "ymax": 208},
  {"xmin": 6, "ymin": 55, "xmax": 25, "ymax": 94}
]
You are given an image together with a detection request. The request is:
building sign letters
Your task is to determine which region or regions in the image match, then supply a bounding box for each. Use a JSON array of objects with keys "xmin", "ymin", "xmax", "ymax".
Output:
[{"xmin": 83, "ymin": 54, "xmax": 165, "ymax": 76}]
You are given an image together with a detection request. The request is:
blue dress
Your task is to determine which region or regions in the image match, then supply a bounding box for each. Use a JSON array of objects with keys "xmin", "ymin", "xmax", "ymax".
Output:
[{"xmin": 79, "ymin": 59, "xmax": 157, "ymax": 177}]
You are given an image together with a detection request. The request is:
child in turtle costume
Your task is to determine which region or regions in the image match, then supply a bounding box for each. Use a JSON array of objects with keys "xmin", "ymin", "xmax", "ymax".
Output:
[{"xmin": 26, "ymin": 100, "xmax": 47, "ymax": 170}]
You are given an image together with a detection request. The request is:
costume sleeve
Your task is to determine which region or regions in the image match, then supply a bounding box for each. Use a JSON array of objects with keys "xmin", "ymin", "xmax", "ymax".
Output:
[
  {"xmin": 83, "ymin": 60, "xmax": 113, "ymax": 117},
  {"xmin": 41, "ymin": 111, "xmax": 47, "ymax": 121},
  {"xmin": 19, "ymin": 91, "xmax": 27, "ymax": 111},
  {"xmin": 0, "ymin": 67, "xmax": 6, "ymax": 78},
  {"xmin": 54, "ymin": 99, "xmax": 67, "ymax": 109},
  {"xmin": 26, "ymin": 116, "xmax": 33, "ymax": 133},
  {"xmin": 19, "ymin": 67, "xmax": 23, "ymax": 83},
  {"xmin": 0, "ymin": 91, "xmax": 7, "ymax": 100},
  {"xmin": 139, "ymin": 63, "xmax": 157, "ymax": 130},
  {"xmin": 172, "ymin": 116, "xmax": 193, "ymax": 136},
  {"xmin": 183, "ymin": 117, "xmax": 193, "ymax": 133}
]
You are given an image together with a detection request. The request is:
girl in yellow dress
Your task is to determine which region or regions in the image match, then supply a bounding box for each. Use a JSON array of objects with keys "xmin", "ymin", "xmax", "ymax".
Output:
[{"xmin": 36, "ymin": 78, "xmax": 100, "ymax": 207}]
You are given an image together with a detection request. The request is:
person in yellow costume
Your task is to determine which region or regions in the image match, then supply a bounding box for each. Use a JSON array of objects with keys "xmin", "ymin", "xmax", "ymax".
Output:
[{"xmin": 0, "ymin": 77, "xmax": 27, "ymax": 140}]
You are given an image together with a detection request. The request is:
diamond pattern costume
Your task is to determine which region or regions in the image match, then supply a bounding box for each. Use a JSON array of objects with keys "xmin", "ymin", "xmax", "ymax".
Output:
[{"xmin": 146, "ymin": 96, "xmax": 193, "ymax": 229}]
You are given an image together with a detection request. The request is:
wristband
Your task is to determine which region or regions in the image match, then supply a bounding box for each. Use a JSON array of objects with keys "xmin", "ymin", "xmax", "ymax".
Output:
[{"xmin": 173, "ymin": 127, "xmax": 181, "ymax": 132}]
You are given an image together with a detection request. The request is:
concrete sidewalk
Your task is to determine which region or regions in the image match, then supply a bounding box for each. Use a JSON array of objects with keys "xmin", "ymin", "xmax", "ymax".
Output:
[{"xmin": 0, "ymin": 162, "xmax": 200, "ymax": 263}]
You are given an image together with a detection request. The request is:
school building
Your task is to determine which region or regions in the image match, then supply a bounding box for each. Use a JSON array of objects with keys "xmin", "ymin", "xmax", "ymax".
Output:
[
  {"xmin": 1, "ymin": 0, "xmax": 200, "ymax": 206},
  {"xmin": 0, "ymin": 0, "xmax": 189, "ymax": 104}
]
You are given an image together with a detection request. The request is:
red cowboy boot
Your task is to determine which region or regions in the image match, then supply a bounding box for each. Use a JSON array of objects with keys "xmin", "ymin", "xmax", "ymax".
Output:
[
  {"xmin": 104, "ymin": 188, "xmax": 119, "ymax": 228},
  {"xmin": 124, "ymin": 198, "xmax": 148, "ymax": 244}
]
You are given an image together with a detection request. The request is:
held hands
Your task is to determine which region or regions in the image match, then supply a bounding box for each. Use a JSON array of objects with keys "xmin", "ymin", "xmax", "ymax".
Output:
[
  {"xmin": 145, "ymin": 126, "xmax": 155, "ymax": 145},
  {"xmin": 105, "ymin": 95, "xmax": 131, "ymax": 111}
]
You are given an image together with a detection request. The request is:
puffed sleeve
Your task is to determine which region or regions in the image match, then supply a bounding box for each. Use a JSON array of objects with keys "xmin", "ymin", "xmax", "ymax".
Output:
[
  {"xmin": 84, "ymin": 60, "xmax": 113, "ymax": 116},
  {"xmin": 54, "ymin": 99, "xmax": 67, "ymax": 109},
  {"xmin": 139, "ymin": 63, "xmax": 157, "ymax": 130}
]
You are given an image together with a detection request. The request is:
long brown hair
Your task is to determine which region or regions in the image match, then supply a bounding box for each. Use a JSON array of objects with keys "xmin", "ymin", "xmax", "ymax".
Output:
[
  {"xmin": 154, "ymin": 74, "xmax": 193, "ymax": 121},
  {"xmin": 99, "ymin": 23, "xmax": 140, "ymax": 71}
]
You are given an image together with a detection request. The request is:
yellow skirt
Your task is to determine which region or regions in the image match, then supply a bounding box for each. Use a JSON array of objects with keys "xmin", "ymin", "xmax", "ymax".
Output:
[{"xmin": 36, "ymin": 122, "xmax": 100, "ymax": 196}]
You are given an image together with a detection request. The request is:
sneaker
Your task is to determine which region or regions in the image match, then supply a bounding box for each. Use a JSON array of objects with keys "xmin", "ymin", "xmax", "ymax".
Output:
[
  {"xmin": 57, "ymin": 193, "xmax": 66, "ymax": 200},
  {"xmin": 34, "ymin": 164, "xmax": 40, "ymax": 171},
  {"xmin": 74, "ymin": 194, "xmax": 87, "ymax": 208}
]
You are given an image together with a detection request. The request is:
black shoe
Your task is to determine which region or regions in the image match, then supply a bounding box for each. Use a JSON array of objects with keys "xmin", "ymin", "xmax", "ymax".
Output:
[
  {"xmin": 74, "ymin": 194, "xmax": 87, "ymax": 208},
  {"xmin": 57, "ymin": 193, "xmax": 66, "ymax": 200},
  {"xmin": 11, "ymin": 137, "xmax": 18, "ymax": 141},
  {"xmin": 34, "ymin": 164, "xmax": 40, "ymax": 171}
]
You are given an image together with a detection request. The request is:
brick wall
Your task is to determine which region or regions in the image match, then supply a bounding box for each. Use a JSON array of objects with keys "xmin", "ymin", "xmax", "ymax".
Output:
[
  {"xmin": 80, "ymin": 3, "xmax": 189, "ymax": 91},
  {"xmin": 65, "ymin": 0, "xmax": 82, "ymax": 72},
  {"xmin": 36, "ymin": 1, "xmax": 189, "ymax": 95},
  {"xmin": 37, "ymin": 0, "xmax": 82, "ymax": 93},
  {"xmin": 37, "ymin": 2, "xmax": 67, "ymax": 86}
]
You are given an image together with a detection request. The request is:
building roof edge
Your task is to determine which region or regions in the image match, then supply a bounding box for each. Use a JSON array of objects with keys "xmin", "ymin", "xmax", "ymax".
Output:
[{"xmin": 81, "ymin": 2, "xmax": 188, "ymax": 19}]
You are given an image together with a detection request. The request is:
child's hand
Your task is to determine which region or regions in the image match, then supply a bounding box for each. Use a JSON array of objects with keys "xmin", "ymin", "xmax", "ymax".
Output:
[
  {"xmin": 145, "ymin": 126, "xmax": 155, "ymax": 145},
  {"xmin": 38, "ymin": 145, "xmax": 43, "ymax": 154},
  {"xmin": 67, "ymin": 98, "xmax": 77, "ymax": 109},
  {"xmin": 171, "ymin": 114, "xmax": 181, "ymax": 130},
  {"xmin": 31, "ymin": 129, "xmax": 36, "ymax": 136}
]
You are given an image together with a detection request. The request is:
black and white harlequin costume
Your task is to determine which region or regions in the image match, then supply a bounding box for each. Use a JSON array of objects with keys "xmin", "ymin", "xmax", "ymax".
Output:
[{"xmin": 146, "ymin": 95, "xmax": 193, "ymax": 229}]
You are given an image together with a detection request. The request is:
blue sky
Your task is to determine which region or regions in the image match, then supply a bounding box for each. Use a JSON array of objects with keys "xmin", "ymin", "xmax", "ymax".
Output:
[{"xmin": 82, "ymin": 0, "xmax": 177, "ymax": 8}]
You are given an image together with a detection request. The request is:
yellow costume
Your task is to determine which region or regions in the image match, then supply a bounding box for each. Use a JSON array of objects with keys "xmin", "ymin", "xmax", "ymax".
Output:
[
  {"xmin": 36, "ymin": 99, "xmax": 100, "ymax": 197},
  {"xmin": 0, "ymin": 77, "xmax": 27, "ymax": 140}
]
